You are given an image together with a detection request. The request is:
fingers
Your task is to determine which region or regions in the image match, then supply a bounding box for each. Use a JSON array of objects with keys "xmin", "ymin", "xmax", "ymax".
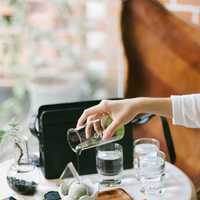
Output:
[
  {"xmin": 76, "ymin": 100, "xmax": 113, "ymax": 139},
  {"xmin": 85, "ymin": 121, "xmax": 93, "ymax": 139},
  {"xmin": 102, "ymin": 119, "xmax": 122, "ymax": 140},
  {"xmin": 93, "ymin": 120, "xmax": 103, "ymax": 135},
  {"xmin": 76, "ymin": 103, "xmax": 107, "ymax": 128},
  {"xmin": 85, "ymin": 115, "xmax": 101, "ymax": 139}
]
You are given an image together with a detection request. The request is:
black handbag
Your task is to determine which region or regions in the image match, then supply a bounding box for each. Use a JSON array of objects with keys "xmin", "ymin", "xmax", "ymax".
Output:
[
  {"xmin": 30, "ymin": 100, "xmax": 176, "ymax": 179},
  {"xmin": 29, "ymin": 100, "xmax": 133, "ymax": 179}
]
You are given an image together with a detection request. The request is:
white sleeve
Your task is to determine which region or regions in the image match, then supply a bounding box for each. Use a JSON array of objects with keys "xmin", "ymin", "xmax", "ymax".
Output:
[{"xmin": 171, "ymin": 94, "xmax": 200, "ymax": 128}]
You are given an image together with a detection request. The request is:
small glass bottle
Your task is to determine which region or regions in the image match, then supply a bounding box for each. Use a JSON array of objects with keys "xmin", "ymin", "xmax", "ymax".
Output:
[{"xmin": 67, "ymin": 115, "xmax": 125, "ymax": 155}]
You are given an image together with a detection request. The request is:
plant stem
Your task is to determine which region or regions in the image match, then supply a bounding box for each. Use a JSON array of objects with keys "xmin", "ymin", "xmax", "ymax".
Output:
[{"xmin": 15, "ymin": 142, "xmax": 23, "ymax": 165}]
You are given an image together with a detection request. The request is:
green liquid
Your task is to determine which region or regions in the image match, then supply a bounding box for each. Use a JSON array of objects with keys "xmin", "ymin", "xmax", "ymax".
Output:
[
  {"xmin": 116, "ymin": 126, "xmax": 125, "ymax": 139},
  {"xmin": 102, "ymin": 116, "xmax": 125, "ymax": 139}
]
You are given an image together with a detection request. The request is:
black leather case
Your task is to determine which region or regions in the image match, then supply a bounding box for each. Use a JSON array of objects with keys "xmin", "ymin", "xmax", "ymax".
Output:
[{"xmin": 30, "ymin": 100, "xmax": 133, "ymax": 179}]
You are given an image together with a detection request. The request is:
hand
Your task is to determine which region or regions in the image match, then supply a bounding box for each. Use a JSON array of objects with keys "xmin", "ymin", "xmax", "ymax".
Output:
[{"xmin": 77, "ymin": 98, "xmax": 142, "ymax": 139}]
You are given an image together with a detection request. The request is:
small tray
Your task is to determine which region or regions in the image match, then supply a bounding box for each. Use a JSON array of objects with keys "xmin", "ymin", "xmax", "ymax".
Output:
[{"xmin": 96, "ymin": 188, "xmax": 133, "ymax": 200}]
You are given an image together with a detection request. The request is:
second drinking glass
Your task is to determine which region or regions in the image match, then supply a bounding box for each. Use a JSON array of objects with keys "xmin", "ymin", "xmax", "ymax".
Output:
[
  {"xmin": 96, "ymin": 143, "xmax": 123, "ymax": 187},
  {"xmin": 133, "ymin": 138, "xmax": 160, "ymax": 179}
]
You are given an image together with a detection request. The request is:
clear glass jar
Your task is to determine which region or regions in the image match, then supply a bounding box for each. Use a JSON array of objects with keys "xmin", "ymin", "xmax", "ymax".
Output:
[{"xmin": 6, "ymin": 126, "xmax": 39, "ymax": 195}]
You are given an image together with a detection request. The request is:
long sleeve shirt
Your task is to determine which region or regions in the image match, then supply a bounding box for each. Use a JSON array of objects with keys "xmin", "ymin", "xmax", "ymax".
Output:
[{"xmin": 171, "ymin": 94, "xmax": 200, "ymax": 128}]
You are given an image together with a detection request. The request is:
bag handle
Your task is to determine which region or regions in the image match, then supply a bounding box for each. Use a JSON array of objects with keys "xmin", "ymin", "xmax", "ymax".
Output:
[
  {"xmin": 132, "ymin": 114, "xmax": 176, "ymax": 164},
  {"xmin": 160, "ymin": 116, "xmax": 176, "ymax": 163},
  {"xmin": 29, "ymin": 114, "xmax": 40, "ymax": 139}
]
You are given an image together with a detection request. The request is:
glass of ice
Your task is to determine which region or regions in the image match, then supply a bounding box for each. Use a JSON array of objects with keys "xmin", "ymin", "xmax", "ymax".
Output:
[
  {"xmin": 133, "ymin": 138, "xmax": 160, "ymax": 179},
  {"xmin": 96, "ymin": 143, "xmax": 123, "ymax": 187},
  {"xmin": 139, "ymin": 150, "xmax": 166, "ymax": 195}
]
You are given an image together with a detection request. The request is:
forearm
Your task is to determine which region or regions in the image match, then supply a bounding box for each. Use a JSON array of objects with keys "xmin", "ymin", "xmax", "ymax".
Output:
[
  {"xmin": 136, "ymin": 97, "xmax": 173, "ymax": 118},
  {"xmin": 171, "ymin": 94, "xmax": 200, "ymax": 128}
]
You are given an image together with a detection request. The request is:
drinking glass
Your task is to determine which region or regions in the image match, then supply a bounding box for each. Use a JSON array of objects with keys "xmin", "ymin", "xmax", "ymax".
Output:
[
  {"xmin": 134, "ymin": 138, "xmax": 160, "ymax": 158},
  {"xmin": 133, "ymin": 138, "xmax": 160, "ymax": 179},
  {"xmin": 96, "ymin": 143, "xmax": 123, "ymax": 187},
  {"xmin": 138, "ymin": 151, "xmax": 166, "ymax": 195}
]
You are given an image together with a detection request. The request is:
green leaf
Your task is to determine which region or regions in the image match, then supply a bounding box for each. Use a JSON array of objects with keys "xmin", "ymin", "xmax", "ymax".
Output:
[{"xmin": 0, "ymin": 129, "xmax": 6, "ymax": 142}]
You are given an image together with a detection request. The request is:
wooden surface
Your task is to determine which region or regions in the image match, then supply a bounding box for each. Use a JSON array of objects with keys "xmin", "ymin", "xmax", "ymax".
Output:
[
  {"xmin": 121, "ymin": 0, "xmax": 200, "ymax": 190},
  {"xmin": 96, "ymin": 188, "xmax": 133, "ymax": 200}
]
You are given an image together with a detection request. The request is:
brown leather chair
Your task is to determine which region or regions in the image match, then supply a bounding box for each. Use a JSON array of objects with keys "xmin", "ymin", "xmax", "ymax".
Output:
[{"xmin": 121, "ymin": 0, "xmax": 200, "ymax": 190}]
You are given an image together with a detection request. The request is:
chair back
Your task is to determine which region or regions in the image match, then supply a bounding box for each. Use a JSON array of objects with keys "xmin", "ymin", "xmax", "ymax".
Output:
[{"xmin": 121, "ymin": 0, "xmax": 200, "ymax": 189}]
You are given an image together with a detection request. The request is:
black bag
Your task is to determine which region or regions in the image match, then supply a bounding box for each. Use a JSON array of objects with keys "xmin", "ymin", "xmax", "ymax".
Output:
[{"xmin": 30, "ymin": 100, "xmax": 176, "ymax": 179}]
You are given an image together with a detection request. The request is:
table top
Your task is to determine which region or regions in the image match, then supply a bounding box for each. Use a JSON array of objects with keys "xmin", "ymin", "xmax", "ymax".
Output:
[{"xmin": 0, "ymin": 160, "xmax": 197, "ymax": 200}]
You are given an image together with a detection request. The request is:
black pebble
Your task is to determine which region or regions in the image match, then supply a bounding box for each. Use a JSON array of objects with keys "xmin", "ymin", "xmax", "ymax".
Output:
[{"xmin": 44, "ymin": 191, "xmax": 61, "ymax": 200}]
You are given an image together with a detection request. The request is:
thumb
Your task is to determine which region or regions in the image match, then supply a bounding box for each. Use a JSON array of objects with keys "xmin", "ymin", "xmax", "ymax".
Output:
[{"xmin": 102, "ymin": 119, "xmax": 120, "ymax": 140}]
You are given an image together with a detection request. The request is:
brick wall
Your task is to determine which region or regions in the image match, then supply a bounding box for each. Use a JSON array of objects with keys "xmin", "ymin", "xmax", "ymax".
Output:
[{"xmin": 158, "ymin": 0, "xmax": 200, "ymax": 25}]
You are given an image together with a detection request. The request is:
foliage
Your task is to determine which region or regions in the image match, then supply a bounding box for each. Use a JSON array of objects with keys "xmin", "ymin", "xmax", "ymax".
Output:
[
  {"xmin": 0, "ymin": 81, "xmax": 27, "ymax": 126},
  {"xmin": 0, "ymin": 129, "xmax": 6, "ymax": 142},
  {"xmin": 0, "ymin": 120, "xmax": 25, "ymax": 164},
  {"xmin": 0, "ymin": 119, "xmax": 18, "ymax": 149}
]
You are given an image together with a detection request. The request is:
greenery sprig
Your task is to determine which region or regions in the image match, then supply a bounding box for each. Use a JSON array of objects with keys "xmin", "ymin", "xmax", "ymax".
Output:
[{"xmin": 0, "ymin": 119, "xmax": 25, "ymax": 165}]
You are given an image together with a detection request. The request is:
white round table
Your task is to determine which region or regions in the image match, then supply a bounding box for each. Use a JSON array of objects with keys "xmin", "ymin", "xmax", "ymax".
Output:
[{"xmin": 0, "ymin": 160, "xmax": 197, "ymax": 200}]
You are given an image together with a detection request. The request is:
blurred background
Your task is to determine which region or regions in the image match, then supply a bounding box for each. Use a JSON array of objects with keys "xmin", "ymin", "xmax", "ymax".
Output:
[
  {"xmin": 0, "ymin": 0, "xmax": 200, "ymax": 128},
  {"xmin": 0, "ymin": 0, "xmax": 124, "ymax": 128}
]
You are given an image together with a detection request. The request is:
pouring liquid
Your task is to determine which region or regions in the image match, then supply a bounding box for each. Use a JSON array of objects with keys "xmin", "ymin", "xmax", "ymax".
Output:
[
  {"xmin": 75, "ymin": 134, "xmax": 102, "ymax": 173},
  {"xmin": 76, "ymin": 149, "xmax": 82, "ymax": 173},
  {"xmin": 67, "ymin": 116, "xmax": 125, "ymax": 173}
]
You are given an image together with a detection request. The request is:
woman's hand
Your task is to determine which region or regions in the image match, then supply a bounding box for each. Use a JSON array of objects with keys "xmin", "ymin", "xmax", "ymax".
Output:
[
  {"xmin": 77, "ymin": 97, "xmax": 172, "ymax": 139},
  {"xmin": 77, "ymin": 98, "xmax": 143, "ymax": 139}
]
